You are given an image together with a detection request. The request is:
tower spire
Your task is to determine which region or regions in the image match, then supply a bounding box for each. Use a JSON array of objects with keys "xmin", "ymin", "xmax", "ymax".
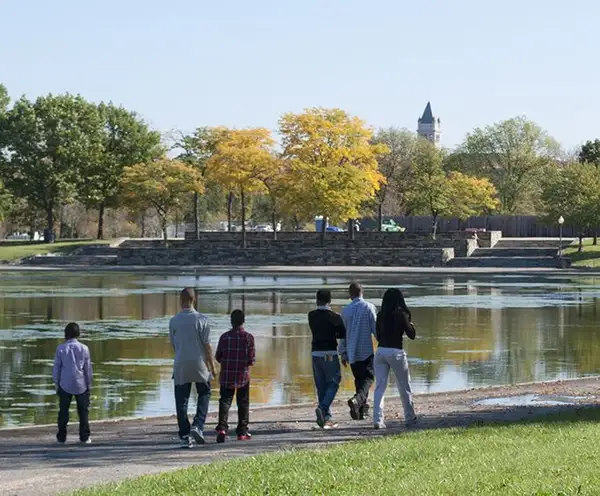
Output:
[{"xmin": 417, "ymin": 101, "xmax": 441, "ymax": 147}]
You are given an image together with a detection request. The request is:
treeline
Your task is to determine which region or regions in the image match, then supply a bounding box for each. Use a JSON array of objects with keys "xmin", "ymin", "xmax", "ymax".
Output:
[{"xmin": 1, "ymin": 83, "xmax": 600, "ymax": 248}]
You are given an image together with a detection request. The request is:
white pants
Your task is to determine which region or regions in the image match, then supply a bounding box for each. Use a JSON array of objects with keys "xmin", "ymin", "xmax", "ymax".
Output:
[{"xmin": 373, "ymin": 347, "xmax": 415, "ymax": 424}]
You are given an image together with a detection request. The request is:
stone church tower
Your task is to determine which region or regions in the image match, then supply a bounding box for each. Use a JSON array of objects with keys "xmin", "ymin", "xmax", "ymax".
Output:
[{"xmin": 417, "ymin": 101, "xmax": 441, "ymax": 147}]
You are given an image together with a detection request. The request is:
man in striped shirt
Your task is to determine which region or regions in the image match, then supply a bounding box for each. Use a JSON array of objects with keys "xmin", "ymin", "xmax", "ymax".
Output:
[{"xmin": 340, "ymin": 282, "xmax": 377, "ymax": 420}]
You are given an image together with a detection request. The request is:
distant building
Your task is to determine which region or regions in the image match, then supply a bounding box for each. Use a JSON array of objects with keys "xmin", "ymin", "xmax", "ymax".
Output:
[{"xmin": 417, "ymin": 101, "xmax": 441, "ymax": 147}]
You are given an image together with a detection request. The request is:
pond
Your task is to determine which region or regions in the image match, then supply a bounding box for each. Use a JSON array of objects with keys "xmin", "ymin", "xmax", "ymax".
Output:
[{"xmin": 1, "ymin": 271, "xmax": 599, "ymax": 427}]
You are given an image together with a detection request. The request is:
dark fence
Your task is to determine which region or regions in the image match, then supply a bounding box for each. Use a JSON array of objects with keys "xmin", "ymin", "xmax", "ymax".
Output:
[{"xmin": 360, "ymin": 216, "xmax": 589, "ymax": 237}]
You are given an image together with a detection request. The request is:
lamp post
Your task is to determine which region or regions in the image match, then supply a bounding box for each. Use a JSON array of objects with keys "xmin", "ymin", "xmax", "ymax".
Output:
[{"xmin": 558, "ymin": 216, "xmax": 564, "ymax": 258}]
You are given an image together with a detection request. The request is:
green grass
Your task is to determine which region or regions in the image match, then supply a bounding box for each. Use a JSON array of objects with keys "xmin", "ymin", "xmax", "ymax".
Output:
[
  {"xmin": 0, "ymin": 240, "xmax": 109, "ymax": 262},
  {"xmin": 564, "ymin": 238, "xmax": 600, "ymax": 267},
  {"xmin": 75, "ymin": 409, "xmax": 600, "ymax": 496}
]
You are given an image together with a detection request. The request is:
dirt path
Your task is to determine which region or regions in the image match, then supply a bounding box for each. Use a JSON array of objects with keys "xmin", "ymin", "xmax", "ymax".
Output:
[{"xmin": 2, "ymin": 377, "xmax": 599, "ymax": 496}]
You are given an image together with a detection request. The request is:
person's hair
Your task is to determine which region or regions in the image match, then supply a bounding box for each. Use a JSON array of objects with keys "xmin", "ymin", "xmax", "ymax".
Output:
[
  {"xmin": 64, "ymin": 322, "xmax": 81, "ymax": 340},
  {"xmin": 316, "ymin": 289, "xmax": 332, "ymax": 305},
  {"xmin": 380, "ymin": 288, "xmax": 412, "ymax": 332},
  {"xmin": 180, "ymin": 288, "xmax": 195, "ymax": 306},
  {"xmin": 349, "ymin": 282, "xmax": 362, "ymax": 298},
  {"xmin": 231, "ymin": 309, "xmax": 245, "ymax": 328}
]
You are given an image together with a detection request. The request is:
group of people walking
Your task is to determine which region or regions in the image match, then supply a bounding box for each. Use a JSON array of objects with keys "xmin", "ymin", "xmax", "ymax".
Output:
[{"xmin": 52, "ymin": 283, "xmax": 417, "ymax": 446}]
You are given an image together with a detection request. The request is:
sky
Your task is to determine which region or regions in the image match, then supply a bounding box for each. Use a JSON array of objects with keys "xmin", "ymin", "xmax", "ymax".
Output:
[{"xmin": 1, "ymin": 0, "xmax": 598, "ymax": 149}]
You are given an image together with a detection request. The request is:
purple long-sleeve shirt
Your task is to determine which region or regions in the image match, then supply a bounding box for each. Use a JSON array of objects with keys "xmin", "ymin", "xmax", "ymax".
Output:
[{"xmin": 52, "ymin": 339, "xmax": 93, "ymax": 395}]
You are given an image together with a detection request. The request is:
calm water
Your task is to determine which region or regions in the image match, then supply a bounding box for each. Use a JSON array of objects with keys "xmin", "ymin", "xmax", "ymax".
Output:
[{"xmin": 1, "ymin": 271, "xmax": 599, "ymax": 427}]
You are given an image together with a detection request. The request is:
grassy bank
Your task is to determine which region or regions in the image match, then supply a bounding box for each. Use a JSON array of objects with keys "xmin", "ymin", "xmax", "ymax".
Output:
[
  {"xmin": 564, "ymin": 238, "xmax": 600, "ymax": 267},
  {"xmin": 0, "ymin": 240, "xmax": 109, "ymax": 263},
  {"xmin": 75, "ymin": 408, "xmax": 600, "ymax": 496}
]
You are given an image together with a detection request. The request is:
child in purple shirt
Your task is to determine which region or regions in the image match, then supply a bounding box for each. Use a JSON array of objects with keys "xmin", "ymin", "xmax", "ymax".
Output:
[{"xmin": 52, "ymin": 322, "xmax": 93, "ymax": 444}]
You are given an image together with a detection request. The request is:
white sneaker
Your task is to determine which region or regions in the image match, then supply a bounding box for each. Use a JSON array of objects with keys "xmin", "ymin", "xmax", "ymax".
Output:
[
  {"xmin": 373, "ymin": 422, "xmax": 386, "ymax": 430},
  {"xmin": 406, "ymin": 416, "xmax": 419, "ymax": 427},
  {"xmin": 81, "ymin": 438, "xmax": 92, "ymax": 444},
  {"xmin": 190, "ymin": 427, "xmax": 205, "ymax": 445},
  {"xmin": 180, "ymin": 436, "xmax": 193, "ymax": 448}
]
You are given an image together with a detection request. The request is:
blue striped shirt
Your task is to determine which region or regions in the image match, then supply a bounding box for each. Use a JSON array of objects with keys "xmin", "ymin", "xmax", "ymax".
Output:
[{"xmin": 340, "ymin": 297, "xmax": 377, "ymax": 364}]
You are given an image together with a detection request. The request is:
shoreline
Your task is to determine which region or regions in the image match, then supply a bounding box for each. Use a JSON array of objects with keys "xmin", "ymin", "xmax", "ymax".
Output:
[
  {"xmin": 2, "ymin": 264, "xmax": 600, "ymax": 276},
  {"xmin": 2, "ymin": 376, "xmax": 599, "ymax": 495},
  {"xmin": 3, "ymin": 374, "xmax": 599, "ymax": 433}
]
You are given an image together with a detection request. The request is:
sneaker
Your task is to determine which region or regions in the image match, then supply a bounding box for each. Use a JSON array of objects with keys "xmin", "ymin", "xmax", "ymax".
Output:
[
  {"xmin": 56, "ymin": 439, "xmax": 66, "ymax": 444},
  {"xmin": 237, "ymin": 433, "xmax": 252, "ymax": 441},
  {"xmin": 315, "ymin": 407, "xmax": 325, "ymax": 428},
  {"xmin": 373, "ymin": 422, "xmax": 386, "ymax": 430},
  {"xmin": 405, "ymin": 416, "xmax": 419, "ymax": 427},
  {"xmin": 190, "ymin": 427, "xmax": 205, "ymax": 445},
  {"xmin": 216, "ymin": 430, "xmax": 226, "ymax": 444},
  {"xmin": 180, "ymin": 436, "xmax": 193, "ymax": 448},
  {"xmin": 359, "ymin": 404, "xmax": 370, "ymax": 420},
  {"xmin": 81, "ymin": 438, "xmax": 92, "ymax": 445},
  {"xmin": 347, "ymin": 397, "xmax": 360, "ymax": 420},
  {"xmin": 322, "ymin": 420, "xmax": 338, "ymax": 430}
]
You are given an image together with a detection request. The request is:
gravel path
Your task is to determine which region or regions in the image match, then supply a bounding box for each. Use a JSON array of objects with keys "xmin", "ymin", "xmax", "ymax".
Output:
[{"xmin": 2, "ymin": 377, "xmax": 599, "ymax": 496}]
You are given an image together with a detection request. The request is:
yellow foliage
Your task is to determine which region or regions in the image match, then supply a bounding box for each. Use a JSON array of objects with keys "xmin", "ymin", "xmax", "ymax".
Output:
[{"xmin": 279, "ymin": 108, "xmax": 387, "ymax": 223}]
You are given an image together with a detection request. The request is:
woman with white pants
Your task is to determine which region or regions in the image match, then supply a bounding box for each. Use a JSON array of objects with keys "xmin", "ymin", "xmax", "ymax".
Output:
[{"xmin": 373, "ymin": 288, "xmax": 417, "ymax": 429}]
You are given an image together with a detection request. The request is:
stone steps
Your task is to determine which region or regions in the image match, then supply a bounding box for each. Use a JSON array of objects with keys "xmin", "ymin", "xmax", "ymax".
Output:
[
  {"xmin": 494, "ymin": 239, "xmax": 574, "ymax": 249},
  {"xmin": 471, "ymin": 247, "xmax": 558, "ymax": 258},
  {"xmin": 447, "ymin": 256, "xmax": 563, "ymax": 268}
]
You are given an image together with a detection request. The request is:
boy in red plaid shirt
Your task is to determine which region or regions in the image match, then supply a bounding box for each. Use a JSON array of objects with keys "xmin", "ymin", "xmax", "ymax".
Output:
[{"xmin": 215, "ymin": 309, "xmax": 255, "ymax": 442}]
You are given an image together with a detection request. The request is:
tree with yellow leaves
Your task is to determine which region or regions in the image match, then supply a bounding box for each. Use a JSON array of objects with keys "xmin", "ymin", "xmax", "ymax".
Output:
[
  {"xmin": 121, "ymin": 158, "xmax": 205, "ymax": 245},
  {"xmin": 279, "ymin": 108, "xmax": 386, "ymax": 242},
  {"xmin": 206, "ymin": 128, "xmax": 277, "ymax": 248}
]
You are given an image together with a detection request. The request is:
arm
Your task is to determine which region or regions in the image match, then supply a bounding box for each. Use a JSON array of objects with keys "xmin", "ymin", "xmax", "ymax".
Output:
[
  {"xmin": 338, "ymin": 310, "xmax": 348, "ymax": 366},
  {"xmin": 52, "ymin": 347, "xmax": 62, "ymax": 391},
  {"xmin": 200, "ymin": 319, "xmax": 218, "ymax": 378},
  {"xmin": 84, "ymin": 347, "xmax": 93, "ymax": 391},
  {"xmin": 369, "ymin": 304, "xmax": 377, "ymax": 336},
  {"xmin": 247, "ymin": 334, "xmax": 255, "ymax": 366},
  {"xmin": 215, "ymin": 336, "xmax": 223, "ymax": 364},
  {"xmin": 169, "ymin": 321, "xmax": 176, "ymax": 352},
  {"xmin": 401, "ymin": 312, "xmax": 416, "ymax": 340}
]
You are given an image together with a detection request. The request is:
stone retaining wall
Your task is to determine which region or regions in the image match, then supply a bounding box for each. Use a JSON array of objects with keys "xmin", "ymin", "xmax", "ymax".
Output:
[{"xmin": 115, "ymin": 247, "xmax": 455, "ymax": 267}]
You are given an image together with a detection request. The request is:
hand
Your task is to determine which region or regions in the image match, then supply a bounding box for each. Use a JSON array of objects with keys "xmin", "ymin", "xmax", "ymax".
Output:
[{"xmin": 341, "ymin": 358, "xmax": 348, "ymax": 368}]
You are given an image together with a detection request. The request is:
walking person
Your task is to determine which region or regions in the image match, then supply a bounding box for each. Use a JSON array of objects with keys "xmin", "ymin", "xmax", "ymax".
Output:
[
  {"xmin": 341, "ymin": 282, "xmax": 377, "ymax": 420},
  {"xmin": 215, "ymin": 309, "xmax": 255, "ymax": 442},
  {"xmin": 373, "ymin": 288, "xmax": 418, "ymax": 429},
  {"xmin": 308, "ymin": 289, "xmax": 346, "ymax": 429},
  {"xmin": 169, "ymin": 288, "xmax": 217, "ymax": 447},
  {"xmin": 52, "ymin": 322, "xmax": 92, "ymax": 444}
]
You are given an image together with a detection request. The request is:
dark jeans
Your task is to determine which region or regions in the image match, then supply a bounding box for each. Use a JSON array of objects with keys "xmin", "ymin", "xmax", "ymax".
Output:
[
  {"xmin": 312, "ymin": 354, "xmax": 341, "ymax": 420},
  {"xmin": 350, "ymin": 355, "xmax": 375, "ymax": 413},
  {"xmin": 217, "ymin": 383, "xmax": 250, "ymax": 436},
  {"xmin": 57, "ymin": 388, "xmax": 90, "ymax": 442},
  {"xmin": 174, "ymin": 381, "xmax": 211, "ymax": 439}
]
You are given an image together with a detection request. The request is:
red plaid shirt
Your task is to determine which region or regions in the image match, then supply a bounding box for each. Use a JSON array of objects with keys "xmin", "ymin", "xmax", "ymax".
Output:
[{"xmin": 216, "ymin": 327, "xmax": 255, "ymax": 388}]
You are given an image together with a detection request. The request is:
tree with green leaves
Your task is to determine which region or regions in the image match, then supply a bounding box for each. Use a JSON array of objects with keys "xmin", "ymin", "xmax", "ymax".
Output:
[
  {"xmin": 579, "ymin": 139, "xmax": 600, "ymax": 166},
  {"xmin": 1, "ymin": 93, "xmax": 103, "ymax": 242},
  {"xmin": 279, "ymin": 108, "xmax": 386, "ymax": 242},
  {"xmin": 407, "ymin": 139, "xmax": 498, "ymax": 238},
  {"xmin": 120, "ymin": 158, "xmax": 205, "ymax": 244},
  {"xmin": 0, "ymin": 179, "xmax": 11, "ymax": 222},
  {"xmin": 174, "ymin": 127, "xmax": 230, "ymax": 238},
  {"xmin": 370, "ymin": 127, "xmax": 416, "ymax": 230},
  {"xmin": 457, "ymin": 116, "xmax": 561, "ymax": 214},
  {"xmin": 81, "ymin": 103, "xmax": 163, "ymax": 239},
  {"xmin": 0, "ymin": 84, "xmax": 9, "ymax": 116},
  {"xmin": 541, "ymin": 162, "xmax": 600, "ymax": 251}
]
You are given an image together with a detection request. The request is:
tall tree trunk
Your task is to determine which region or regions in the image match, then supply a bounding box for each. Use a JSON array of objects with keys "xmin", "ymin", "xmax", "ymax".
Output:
[
  {"xmin": 59, "ymin": 205, "xmax": 64, "ymax": 240},
  {"xmin": 348, "ymin": 219, "xmax": 355, "ymax": 241},
  {"xmin": 241, "ymin": 187, "xmax": 247, "ymax": 249},
  {"xmin": 578, "ymin": 235, "xmax": 584, "ymax": 253},
  {"xmin": 194, "ymin": 192, "xmax": 200, "ymax": 240},
  {"xmin": 378, "ymin": 203, "xmax": 383, "ymax": 232},
  {"xmin": 272, "ymin": 207, "xmax": 278, "ymax": 241},
  {"xmin": 227, "ymin": 192, "xmax": 233, "ymax": 232},
  {"xmin": 594, "ymin": 230, "xmax": 598, "ymax": 246},
  {"xmin": 175, "ymin": 212, "xmax": 179, "ymax": 238},
  {"xmin": 320, "ymin": 215, "xmax": 327, "ymax": 246},
  {"xmin": 161, "ymin": 215, "xmax": 168, "ymax": 247},
  {"xmin": 431, "ymin": 213, "xmax": 439, "ymax": 240},
  {"xmin": 45, "ymin": 203, "xmax": 54, "ymax": 243},
  {"xmin": 97, "ymin": 202, "xmax": 105, "ymax": 240},
  {"xmin": 140, "ymin": 211, "xmax": 146, "ymax": 238}
]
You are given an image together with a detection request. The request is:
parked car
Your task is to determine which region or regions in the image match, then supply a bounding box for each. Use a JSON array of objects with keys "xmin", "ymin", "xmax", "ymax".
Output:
[
  {"xmin": 253, "ymin": 225, "xmax": 273, "ymax": 232},
  {"xmin": 381, "ymin": 220, "xmax": 406, "ymax": 232}
]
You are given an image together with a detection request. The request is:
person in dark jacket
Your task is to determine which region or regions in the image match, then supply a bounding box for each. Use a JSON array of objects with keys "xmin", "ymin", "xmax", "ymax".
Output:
[
  {"xmin": 372, "ymin": 288, "xmax": 417, "ymax": 429},
  {"xmin": 308, "ymin": 289, "xmax": 346, "ymax": 429}
]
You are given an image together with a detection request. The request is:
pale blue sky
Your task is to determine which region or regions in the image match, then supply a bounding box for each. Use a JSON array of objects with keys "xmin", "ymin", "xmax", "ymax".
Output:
[{"xmin": 1, "ymin": 0, "xmax": 598, "ymax": 149}]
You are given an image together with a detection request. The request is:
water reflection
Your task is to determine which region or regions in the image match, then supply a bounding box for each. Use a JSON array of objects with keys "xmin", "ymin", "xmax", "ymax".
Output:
[{"xmin": 1, "ymin": 272, "xmax": 599, "ymax": 427}]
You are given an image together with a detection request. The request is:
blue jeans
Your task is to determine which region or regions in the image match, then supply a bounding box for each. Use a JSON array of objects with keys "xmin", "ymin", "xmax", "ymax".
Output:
[
  {"xmin": 312, "ymin": 355, "xmax": 341, "ymax": 420},
  {"xmin": 174, "ymin": 381, "xmax": 211, "ymax": 439}
]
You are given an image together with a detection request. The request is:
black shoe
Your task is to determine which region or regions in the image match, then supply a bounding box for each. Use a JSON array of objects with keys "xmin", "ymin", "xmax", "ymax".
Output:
[
  {"xmin": 216, "ymin": 429, "xmax": 226, "ymax": 443},
  {"xmin": 348, "ymin": 397, "xmax": 360, "ymax": 420},
  {"xmin": 359, "ymin": 404, "xmax": 370, "ymax": 420}
]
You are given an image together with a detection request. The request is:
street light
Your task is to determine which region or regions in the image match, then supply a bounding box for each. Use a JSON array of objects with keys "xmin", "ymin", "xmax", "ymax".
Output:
[{"xmin": 558, "ymin": 216, "xmax": 564, "ymax": 258}]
